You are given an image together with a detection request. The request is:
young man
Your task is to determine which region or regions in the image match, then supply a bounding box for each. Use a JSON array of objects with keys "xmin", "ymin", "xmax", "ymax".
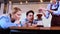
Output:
[{"xmin": 21, "ymin": 10, "xmax": 37, "ymax": 27}]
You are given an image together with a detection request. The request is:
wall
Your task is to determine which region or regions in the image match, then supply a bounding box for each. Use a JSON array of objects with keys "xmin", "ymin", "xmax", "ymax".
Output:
[
  {"xmin": 0, "ymin": 3, "xmax": 52, "ymax": 27},
  {"xmin": 12, "ymin": 3, "xmax": 52, "ymax": 27}
]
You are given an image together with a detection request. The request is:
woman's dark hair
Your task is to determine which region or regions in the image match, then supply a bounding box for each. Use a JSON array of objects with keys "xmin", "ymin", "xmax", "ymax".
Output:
[{"xmin": 26, "ymin": 10, "xmax": 34, "ymax": 16}]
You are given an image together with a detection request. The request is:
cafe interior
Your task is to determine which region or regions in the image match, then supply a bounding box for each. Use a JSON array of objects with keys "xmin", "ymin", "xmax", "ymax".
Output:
[{"xmin": 0, "ymin": 0, "xmax": 60, "ymax": 34}]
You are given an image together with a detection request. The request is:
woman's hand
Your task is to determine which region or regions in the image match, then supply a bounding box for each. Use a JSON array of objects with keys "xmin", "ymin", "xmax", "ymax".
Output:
[{"xmin": 14, "ymin": 20, "xmax": 20, "ymax": 24}]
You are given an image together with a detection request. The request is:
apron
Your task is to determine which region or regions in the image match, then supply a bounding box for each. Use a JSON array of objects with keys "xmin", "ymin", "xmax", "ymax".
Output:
[{"xmin": 50, "ymin": 1, "xmax": 60, "ymax": 26}]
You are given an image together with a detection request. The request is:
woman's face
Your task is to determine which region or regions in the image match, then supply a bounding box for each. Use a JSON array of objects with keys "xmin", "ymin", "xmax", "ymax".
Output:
[{"xmin": 13, "ymin": 11, "xmax": 21, "ymax": 20}]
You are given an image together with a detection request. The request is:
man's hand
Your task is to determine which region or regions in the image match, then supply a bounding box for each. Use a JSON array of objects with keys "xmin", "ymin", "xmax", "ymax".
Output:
[
  {"xmin": 39, "ymin": 8, "xmax": 47, "ymax": 14},
  {"xmin": 39, "ymin": 8, "xmax": 47, "ymax": 16}
]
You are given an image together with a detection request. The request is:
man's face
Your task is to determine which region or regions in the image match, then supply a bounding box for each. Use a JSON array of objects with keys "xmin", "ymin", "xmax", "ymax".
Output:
[{"xmin": 27, "ymin": 13, "xmax": 34, "ymax": 22}]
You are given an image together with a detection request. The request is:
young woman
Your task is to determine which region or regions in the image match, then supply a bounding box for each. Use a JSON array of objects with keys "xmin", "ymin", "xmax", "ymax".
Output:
[{"xmin": 0, "ymin": 7, "xmax": 22, "ymax": 29}]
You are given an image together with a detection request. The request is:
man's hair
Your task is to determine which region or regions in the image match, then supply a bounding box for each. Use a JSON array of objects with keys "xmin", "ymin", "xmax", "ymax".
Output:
[{"xmin": 26, "ymin": 10, "xmax": 34, "ymax": 16}]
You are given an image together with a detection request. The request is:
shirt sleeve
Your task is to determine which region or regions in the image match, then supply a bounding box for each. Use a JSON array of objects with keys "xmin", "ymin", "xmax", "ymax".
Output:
[
  {"xmin": 45, "ymin": 4, "xmax": 50, "ymax": 19},
  {"xmin": 52, "ymin": 6, "xmax": 60, "ymax": 15},
  {"xmin": 0, "ymin": 16, "xmax": 17, "ymax": 29}
]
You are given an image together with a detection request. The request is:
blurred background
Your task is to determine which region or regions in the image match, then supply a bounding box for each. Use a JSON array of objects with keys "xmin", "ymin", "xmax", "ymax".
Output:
[{"xmin": 0, "ymin": 0, "xmax": 53, "ymax": 27}]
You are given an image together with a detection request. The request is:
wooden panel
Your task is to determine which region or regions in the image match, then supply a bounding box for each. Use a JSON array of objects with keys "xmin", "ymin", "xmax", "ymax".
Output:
[
  {"xmin": 0, "ymin": 0, "xmax": 4, "ymax": 3},
  {"xmin": 43, "ymin": 0, "xmax": 50, "ymax": 2},
  {"xmin": 0, "ymin": 0, "xmax": 51, "ymax": 3},
  {"xmin": 10, "ymin": 26, "xmax": 60, "ymax": 30}
]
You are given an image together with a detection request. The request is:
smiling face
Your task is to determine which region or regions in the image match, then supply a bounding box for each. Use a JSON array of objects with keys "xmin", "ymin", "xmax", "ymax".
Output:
[
  {"xmin": 26, "ymin": 10, "xmax": 34, "ymax": 22},
  {"xmin": 27, "ymin": 13, "xmax": 34, "ymax": 22}
]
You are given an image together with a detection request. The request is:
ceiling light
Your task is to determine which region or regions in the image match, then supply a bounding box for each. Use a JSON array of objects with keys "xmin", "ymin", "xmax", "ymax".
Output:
[
  {"xmin": 40, "ymin": 0, "xmax": 43, "ymax": 3},
  {"xmin": 20, "ymin": 2, "xmax": 22, "ymax": 4},
  {"xmin": 26, "ymin": 1, "xmax": 28, "ymax": 4}
]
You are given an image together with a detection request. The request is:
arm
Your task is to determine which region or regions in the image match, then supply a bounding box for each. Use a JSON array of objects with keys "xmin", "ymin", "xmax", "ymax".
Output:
[
  {"xmin": 42, "ymin": 4, "xmax": 50, "ymax": 19},
  {"xmin": 0, "ymin": 16, "xmax": 17, "ymax": 29},
  {"xmin": 48, "ymin": 6, "xmax": 60, "ymax": 16}
]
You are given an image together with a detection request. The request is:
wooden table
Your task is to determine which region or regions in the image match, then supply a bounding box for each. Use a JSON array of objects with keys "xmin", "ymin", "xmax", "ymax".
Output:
[
  {"xmin": 10, "ymin": 26, "xmax": 60, "ymax": 30},
  {"xmin": 10, "ymin": 26, "xmax": 60, "ymax": 33}
]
